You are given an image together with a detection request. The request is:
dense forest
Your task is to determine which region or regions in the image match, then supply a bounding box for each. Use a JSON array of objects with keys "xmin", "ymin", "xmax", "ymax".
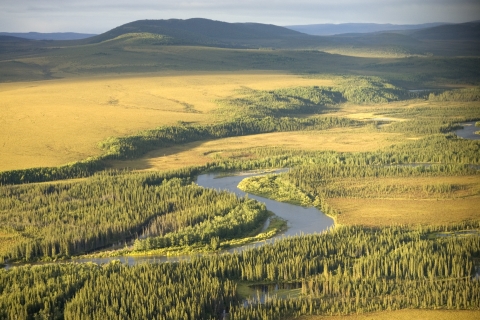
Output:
[
  {"xmin": 0, "ymin": 169, "xmax": 274, "ymax": 262},
  {"xmin": 217, "ymin": 77, "xmax": 411, "ymax": 118},
  {"xmin": 2, "ymin": 130, "xmax": 478, "ymax": 264},
  {"xmin": 1, "ymin": 83, "xmax": 479, "ymax": 262},
  {"xmin": 428, "ymin": 87, "xmax": 480, "ymax": 102},
  {"xmin": 1, "ymin": 223, "xmax": 479, "ymax": 319}
]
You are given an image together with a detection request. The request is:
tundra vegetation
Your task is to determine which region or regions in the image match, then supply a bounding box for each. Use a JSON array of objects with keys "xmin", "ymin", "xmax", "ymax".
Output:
[{"xmin": 0, "ymin": 19, "xmax": 479, "ymax": 319}]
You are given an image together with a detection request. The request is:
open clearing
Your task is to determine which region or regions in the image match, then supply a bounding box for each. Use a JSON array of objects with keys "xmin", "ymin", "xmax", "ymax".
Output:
[
  {"xmin": 0, "ymin": 72, "xmax": 334, "ymax": 171},
  {"xmin": 330, "ymin": 196, "xmax": 480, "ymax": 226},
  {"xmin": 328, "ymin": 175, "xmax": 480, "ymax": 226},
  {"xmin": 107, "ymin": 128, "xmax": 405, "ymax": 171},
  {"xmin": 295, "ymin": 309, "xmax": 480, "ymax": 320}
]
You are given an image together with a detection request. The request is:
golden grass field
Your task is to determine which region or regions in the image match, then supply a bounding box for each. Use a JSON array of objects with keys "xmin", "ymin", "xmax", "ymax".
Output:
[
  {"xmin": 108, "ymin": 128, "xmax": 405, "ymax": 171},
  {"xmin": 0, "ymin": 72, "xmax": 335, "ymax": 171},
  {"xmin": 329, "ymin": 175, "xmax": 480, "ymax": 226},
  {"xmin": 331, "ymin": 197, "xmax": 480, "ymax": 226},
  {"xmin": 294, "ymin": 309, "xmax": 480, "ymax": 320}
]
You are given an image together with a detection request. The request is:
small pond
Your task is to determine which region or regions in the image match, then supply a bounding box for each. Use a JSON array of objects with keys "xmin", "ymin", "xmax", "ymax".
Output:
[{"xmin": 455, "ymin": 121, "xmax": 480, "ymax": 140}]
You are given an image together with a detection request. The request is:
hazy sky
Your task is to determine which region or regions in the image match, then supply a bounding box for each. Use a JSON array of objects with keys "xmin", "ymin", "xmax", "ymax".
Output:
[{"xmin": 1, "ymin": 0, "xmax": 479, "ymax": 33}]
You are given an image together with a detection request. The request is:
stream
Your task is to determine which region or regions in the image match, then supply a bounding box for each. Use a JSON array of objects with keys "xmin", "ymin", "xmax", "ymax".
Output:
[
  {"xmin": 7, "ymin": 122, "xmax": 477, "ymax": 269},
  {"xmin": 5, "ymin": 170, "xmax": 333, "ymax": 269}
]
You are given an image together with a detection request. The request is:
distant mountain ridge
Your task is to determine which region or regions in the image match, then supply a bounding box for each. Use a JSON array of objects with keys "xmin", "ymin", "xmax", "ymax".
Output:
[
  {"xmin": 285, "ymin": 22, "xmax": 448, "ymax": 35},
  {"xmin": 1, "ymin": 18, "xmax": 478, "ymax": 58},
  {"xmin": 0, "ymin": 35, "xmax": 31, "ymax": 42},
  {"xmin": 0, "ymin": 32, "xmax": 97, "ymax": 40},
  {"xmin": 82, "ymin": 18, "xmax": 309, "ymax": 48},
  {"xmin": 407, "ymin": 21, "xmax": 480, "ymax": 40}
]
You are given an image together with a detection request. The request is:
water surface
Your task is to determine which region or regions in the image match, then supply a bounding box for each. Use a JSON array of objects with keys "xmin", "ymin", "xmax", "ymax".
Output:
[
  {"xmin": 6, "ymin": 170, "xmax": 333, "ymax": 268},
  {"xmin": 80, "ymin": 171, "xmax": 334, "ymax": 264},
  {"xmin": 196, "ymin": 171, "xmax": 333, "ymax": 239},
  {"xmin": 455, "ymin": 122, "xmax": 480, "ymax": 140}
]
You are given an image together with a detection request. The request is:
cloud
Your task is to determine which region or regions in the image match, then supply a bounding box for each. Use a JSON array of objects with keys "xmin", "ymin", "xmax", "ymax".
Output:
[{"xmin": 1, "ymin": 0, "xmax": 479, "ymax": 32}]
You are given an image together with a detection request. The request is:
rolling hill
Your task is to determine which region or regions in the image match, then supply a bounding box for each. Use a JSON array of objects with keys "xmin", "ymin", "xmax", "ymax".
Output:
[
  {"xmin": 80, "ymin": 18, "xmax": 316, "ymax": 48},
  {"xmin": 0, "ymin": 18, "xmax": 479, "ymax": 83},
  {"xmin": 408, "ymin": 21, "xmax": 480, "ymax": 40},
  {"xmin": 285, "ymin": 22, "xmax": 447, "ymax": 36},
  {"xmin": 1, "ymin": 18, "xmax": 478, "ymax": 57},
  {"xmin": 0, "ymin": 32, "xmax": 97, "ymax": 40},
  {"xmin": 74, "ymin": 18, "xmax": 479, "ymax": 55}
]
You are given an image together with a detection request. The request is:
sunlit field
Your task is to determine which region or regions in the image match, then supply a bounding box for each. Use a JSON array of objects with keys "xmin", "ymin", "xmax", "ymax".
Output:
[
  {"xmin": 1, "ymin": 16, "xmax": 480, "ymax": 320},
  {"xmin": 331, "ymin": 197, "xmax": 479, "ymax": 226},
  {"xmin": 0, "ymin": 72, "xmax": 334, "ymax": 171},
  {"xmin": 329, "ymin": 175, "xmax": 480, "ymax": 226},
  {"xmin": 108, "ymin": 128, "xmax": 404, "ymax": 171},
  {"xmin": 295, "ymin": 309, "xmax": 480, "ymax": 320}
]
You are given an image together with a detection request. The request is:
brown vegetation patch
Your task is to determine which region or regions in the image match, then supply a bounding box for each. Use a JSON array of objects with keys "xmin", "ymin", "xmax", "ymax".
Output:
[
  {"xmin": 295, "ymin": 309, "xmax": 480, "ymax": 320},
  {"xmin": 0, "ymin": 73, "xmax": 335, "ymax": 171},
  {"xmin": 330, "ymin": 197, "xmax": 480, "ymax": 226},
  {"xmin": 108, "ymin": 128, "xmax": 404, "ymax": 171}
]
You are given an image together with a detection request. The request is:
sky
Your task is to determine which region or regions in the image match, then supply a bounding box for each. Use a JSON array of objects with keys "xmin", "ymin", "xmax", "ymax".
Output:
[{"xmin": 1, "ymin": 0, "xmax": 480, "ymax": 33}]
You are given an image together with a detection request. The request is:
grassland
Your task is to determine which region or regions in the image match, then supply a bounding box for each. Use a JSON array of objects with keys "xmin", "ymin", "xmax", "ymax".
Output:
[
  {"xmin": 2, "ymin": 72, "xmax": 477, "ymax": 229},
  {"xmin": 1, "ymin": 30, "xmax": 478, "ymax": 170},
  {"xmin": 329, "ymin": 197, "xmax": 480, "ymax": 226},
  {"xmin": 108, "ymin": 128, "xmax": 404, "ymax": 171},
  {"xmin": 0, "ymin": 72, "xmax": 334, "ymax": 171},
  {"xmin": 2, "ymin": 36, "xmax": 479, "ymax": 85},
  {"xmin": 238, "ymin": 173, "xmax": 480, "ymax": 226},
  {"xmin": 327, "ymin": 174, "xmax": 480, "ymax": 226}
]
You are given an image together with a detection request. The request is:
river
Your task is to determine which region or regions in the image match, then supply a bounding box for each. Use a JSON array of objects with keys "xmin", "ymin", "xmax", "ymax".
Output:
[
  {"xmin": 5, "ymin": 170, "xmax": 333, "ymax": 268},
  {"xmin": 197, "ymin": 170, "xmax": 333, "ymax": 239},
  {"xmin": 455, "ymin": 121, "xmax": 480, "ymax": 140},
  {"xmin": 10, "ymin": 122, "xmax": 476, "ymax": 269}
]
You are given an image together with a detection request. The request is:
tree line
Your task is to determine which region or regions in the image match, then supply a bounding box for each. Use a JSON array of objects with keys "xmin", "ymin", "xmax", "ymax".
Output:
[
  {"xmin": 1, "ymin": 222, "xmax": 479, "ymax": 319},
  {"xmin": 428, "ymin": 87, "xmax": 480, "ymax": 102},
  {"xmin": 0, "ymin": 116, "xmax": 359, "ymax": 185}
]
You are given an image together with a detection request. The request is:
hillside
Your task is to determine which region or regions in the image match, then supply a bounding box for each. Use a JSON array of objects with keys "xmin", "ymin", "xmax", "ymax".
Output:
[
  {"xmin": 0, "ymin": 35, "xmax": 52, "ymax": 58},
  {"xmin": 0, "ymin": 18, "xmax": 477, "ymax": 60},
  {"xmin": 81, "ymin": 18, "xmax": 317, "ymax": 48},
  {"xmin": 0, "ymin": 18, "xmax": 479, "ymax": 83},
  {"xmin": 409, "ymin": 21, "xmax": 480, "ymax": 40},
  {"xmin": 76, "ymin": 18, "xmax": 480, "ymax": 55},
  {"xmin": 0, "ymin": 35, "xmax": 31, "ymax": 42},
  {"xmin": 0, "ymin": 14, "xmax": 480, "ymax": 320},
  {"xmin": 286, "ymin": 22, "xmax": 447, "ymax": 36},
  {"xmin": 0, "ymin": 32, "xmax": 97, "ymax": 40}
]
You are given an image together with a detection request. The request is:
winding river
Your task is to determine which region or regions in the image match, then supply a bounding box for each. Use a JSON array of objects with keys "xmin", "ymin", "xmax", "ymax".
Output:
[
  {"xmin": 73, "ymin": 171, "xmax": 333, "ymax": 265},
  {"xmin": 8, "ymin": 122, "xmax": 476, "ymax": 269},
  {"xmin": 6, "ymin": 170, "xmax": 333, "ymax": 268}
]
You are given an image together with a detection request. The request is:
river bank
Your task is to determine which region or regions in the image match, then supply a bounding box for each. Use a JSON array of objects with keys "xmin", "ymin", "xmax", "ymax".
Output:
[{"xmin": 4, "ymin": 169, "xmax": 334, "ymax": 269}]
